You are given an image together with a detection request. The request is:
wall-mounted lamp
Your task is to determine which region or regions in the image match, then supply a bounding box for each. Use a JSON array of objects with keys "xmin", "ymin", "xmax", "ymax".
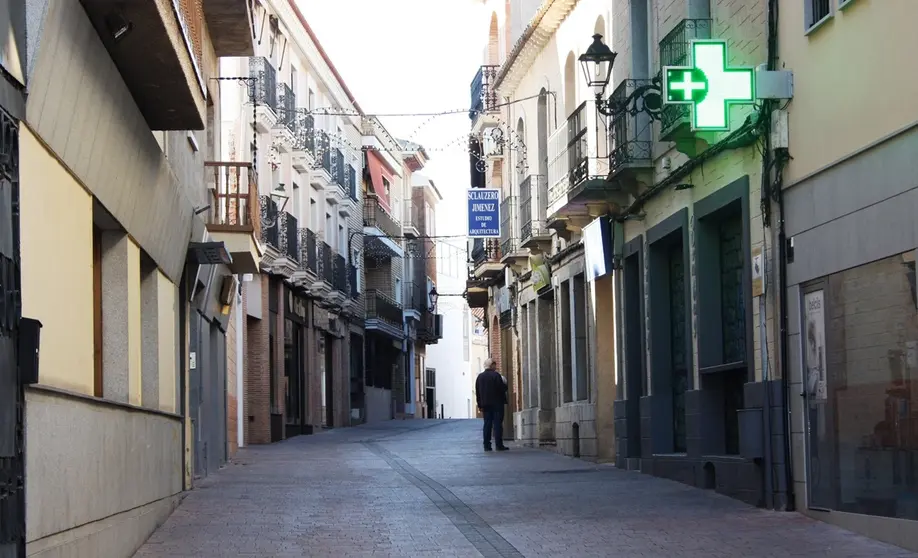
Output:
[
  {"xmin": 428, "ymin": 286, "xmax": 439, "ymax": 313},
  {"xmin": 579, "ymin": 34, "xmax": 663, "ymax": 119}
]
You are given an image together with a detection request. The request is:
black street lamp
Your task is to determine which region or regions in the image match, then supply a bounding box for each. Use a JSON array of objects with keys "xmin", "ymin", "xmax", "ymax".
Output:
[
  {"xmin": 579, "ymin": 34, "xmax": 616, "ymax": 97},
  {"xmin": 579, "ymin": 34, "xmax": 663, "ymax": 119},
  {"xmin": 428, "ymin": 286, "xmax": 439, "ymax": 312}
]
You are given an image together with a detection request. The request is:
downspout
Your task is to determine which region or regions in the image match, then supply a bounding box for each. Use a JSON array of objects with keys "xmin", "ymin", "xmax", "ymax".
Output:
[
  {"xmin": 178, "ymin": 268, "xmax": 189, "ymax": 490},
  {"xmin": 236, "ymin": 278, "xmax": 245, "ymax": 447}
]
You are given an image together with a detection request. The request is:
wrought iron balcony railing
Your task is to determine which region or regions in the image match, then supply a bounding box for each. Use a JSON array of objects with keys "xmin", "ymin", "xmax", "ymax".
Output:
[
  {"xmin": 318, "ymin": 132, "xmax": 332, "ymax": 174},
  {"xmin": 204, "ymin": 162, "xmax": 259, "ymax": 233},
  {"xmin": 499, "ymin": 195, "xmax": 517, "ymax": 257},
  {"xmin": 470, "ymin": 65, "xmax": 500, "ymax": 121},
  {"xmin": 278, "ymin": 212, "xmax": 298, "ymax": 262},
  {"xmin": 277, "ymin": 82, "xmax": 296, "ymax": 133},
  {"xmin": 363, "ymin": 195, "xmax": 401, "ymax": 239},
  {"xmin": 295, "ymin": 113, "xmax": 315, "ymax": 154},
  {"xmin": 519, "ymin": 174, "xmax": 548, "ymax": 243},
  {"xmin": 318, "ymin": 241, "xmax": 333, "ymax": 284},
  {"xmin": 348, "ymin": 264, "xmax": 359, "ymax": 299},
  {"xmin": 547, "ymin": 102, "xmax": 589, "ymax": 207},
  {"xmin": 260, "ymin": 195, "xmax": 279, "ymax": 248},
  {"xmin": 249, "ymin": 57, "xmax": 277, "ymax": 112},
  {"xmin": 418, "ymin": 310, "xmax": 443, "ymax": 341},
  {"xmin": 300, "ymin": 228, "xmax": 318, "ymax": 273},
  {"xmin": 346, "ymin": 165, "xmax": 358, "ymax": 201},
  {"xmin": 658, "ymin": 19, "xmax": 712, "ymax": 133},
  {"xmin": 334, "ymin": 148, "xmax": 347, "ymax": 196},
  {"xmin": 609, "ymin": 80, "xmax": 654, "ymax": 174},
  {"xmin": 333, "ymin": 254, "xmax": 348, "ymax": 293},
  {"xmin": 366, "ymin": 290, "xmax": 404, "ymax": 326},
  {"xmin": 471, "ymin": 238, "xmax": 501, "ymax": 267},
  {"xmin": 404, "ymin": 281, "xmax": 428, "ymax": 314}
]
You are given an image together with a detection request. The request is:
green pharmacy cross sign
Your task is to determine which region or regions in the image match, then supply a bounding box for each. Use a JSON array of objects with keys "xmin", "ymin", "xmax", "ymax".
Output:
[{"xmin": 663, "ymin": 40, "xmax": 755, "ymax": 132}]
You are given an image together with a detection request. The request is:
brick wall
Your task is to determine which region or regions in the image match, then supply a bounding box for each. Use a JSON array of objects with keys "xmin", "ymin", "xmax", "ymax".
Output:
[{"xmin": 245, "ymin": 277, "xmax": 271, "ymax": 444}]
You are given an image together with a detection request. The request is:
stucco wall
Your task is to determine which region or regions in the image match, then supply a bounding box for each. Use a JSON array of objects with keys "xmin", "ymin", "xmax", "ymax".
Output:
[
  {"xmin": 19, "ymin": 125, "xmax": 95, "ymax": 395},
  {"xmin": 25, "ymin": 389, "xmax": 183, "ymax": 557},
  {"xmin": 778, "ymin": 0, "xmax": 918, "ymax": 185}
]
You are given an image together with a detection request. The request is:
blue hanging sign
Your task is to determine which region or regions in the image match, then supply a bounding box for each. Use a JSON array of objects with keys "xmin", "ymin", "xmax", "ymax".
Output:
[{"xmin": 467, "ymin": 188, "xmax": 501, "ymax": 238}]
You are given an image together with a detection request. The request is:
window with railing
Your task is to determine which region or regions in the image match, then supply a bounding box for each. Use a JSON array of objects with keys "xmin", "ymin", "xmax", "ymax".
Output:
[
  {"xmin": 806, "ymin": 0, "xmax": 831, "ymax": 29},
  {"xmin": 519, "ymin": 174, "xmax": 548, "ymax": 242},
  {"xmin": 260, "ymin": 195, "xmax": 279, "ymax": 248},
  {"xmin": 470, "ymin": 65, "xmax": 500, "ymax": 121},
  {"xmin": 363, "ymin": 195, "xmax": 401, "ymax": 239},
  {"xmin": 333, "ymin": 254, "xmax": 347, "ymax": 293},
  {"xmin": 277, "ymin": 82, "xmax": 296, "ymax": 133},
  {"xmin": 318, "ymin": 241, "xmax": 333, "ymax": 283},
  {"xmin": 334, "ymin": 148, "xmax": 347, "ymax": 194},
  {"xmin": 366, "ymin": 290, "xmax": 403, "ymax": 326},
  {"xmin": 405, "ymin": 281, "xmax": 427, "ymax": 314},
  {"xmin": 280, "ymin": 213, "xmax": 298, "ymax": 261},
  {"xmin": 248, "ymin": 56, "xmax": 277, "ymax": 111},
  {"xmin": 347, "ymin": 165, "xmax": 358, "ymax": 200},
  {"xmin": 547, "ymin": 102, "xmax": 589, "ymax": 207},
  {"xmin": 296, "ymin": 114, "xmax": 315, "ymax": 154},
  {"xmin": 300, "ymin": 228, "xmax": 317, "ymax": 273},
  {"xmin": 348, "ymin": 263, "xmax": 359, "ymax": 298},
  {"xmin": 500, "ymin": 196, "xmax": 517, "ymax": 256},
  {"xmin": 205, "ymin": 162, "xmax": 258, "ymax": 231},
  {"xmin": 471, "ymin": 238, "xmax": 501, "ymax": 266},
  {"xmin": 658, "ymin": 19, "xmax": 712, "ymax": 132},
  {"xmin": 609, "ymin": 80, "xmax": 654, "ymax": 174}
]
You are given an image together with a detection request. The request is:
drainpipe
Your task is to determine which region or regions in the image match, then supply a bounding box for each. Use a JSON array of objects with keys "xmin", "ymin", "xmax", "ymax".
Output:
[{"xmin": 236, "ymin": 278, "xmax": 245, "ymax": 447}]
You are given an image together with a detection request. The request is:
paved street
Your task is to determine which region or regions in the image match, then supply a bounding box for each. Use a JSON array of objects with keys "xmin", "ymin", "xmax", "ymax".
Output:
[{"xmin": 135, "ymin": 420, "xmax": 916, "ymax": 558}]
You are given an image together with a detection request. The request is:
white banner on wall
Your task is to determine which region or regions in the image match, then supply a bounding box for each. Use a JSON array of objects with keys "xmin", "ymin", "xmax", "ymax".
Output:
[{"xmin": 803, "ymin": 290, "xmax": 827, "ymax": 402}]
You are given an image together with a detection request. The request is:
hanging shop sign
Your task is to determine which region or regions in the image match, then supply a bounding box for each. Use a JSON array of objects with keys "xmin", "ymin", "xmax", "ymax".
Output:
[{"xmin": 467, "ymin": 188, "xmax": 501, "ymax": 238}]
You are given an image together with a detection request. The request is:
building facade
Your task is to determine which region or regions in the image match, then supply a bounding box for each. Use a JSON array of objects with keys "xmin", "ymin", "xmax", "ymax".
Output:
[
  {"xmin": 778, "ymin": 0, "xmax": 918, "ymax": 551},
  {"xmin": 468, "ymin": 0, "xmax": 789, "ymax": 507},
  {"xmin": 222, "ymin": 0, "xmax": 364, "ymax": 443},
  {"xmin": 17, "ymin": 0, "xmax": 254, "ymax": 555}
]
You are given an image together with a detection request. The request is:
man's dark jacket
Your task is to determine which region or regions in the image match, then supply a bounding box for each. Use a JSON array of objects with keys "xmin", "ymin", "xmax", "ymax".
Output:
[{"xmin": 475, "ymin": 368, "xmax": 507, "ymax": 409}]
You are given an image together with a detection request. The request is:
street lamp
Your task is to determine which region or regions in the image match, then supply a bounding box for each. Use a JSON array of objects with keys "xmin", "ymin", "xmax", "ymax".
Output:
[
  {"xmin": 579, "ymin": 34, "xmax": 663, "ymax": 119},
  {"xmin": 428, "ymin": 286, "xmax": 439, "ymax": 313},
  {"xmin": 579, "ymin": 34, "xmax": 616, "ymax": 97}
]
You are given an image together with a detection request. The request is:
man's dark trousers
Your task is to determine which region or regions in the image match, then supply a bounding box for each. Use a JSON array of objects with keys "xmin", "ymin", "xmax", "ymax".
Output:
[{"xmin": 482, "ymin": 405, "xmax": 504, "ymax": 449}]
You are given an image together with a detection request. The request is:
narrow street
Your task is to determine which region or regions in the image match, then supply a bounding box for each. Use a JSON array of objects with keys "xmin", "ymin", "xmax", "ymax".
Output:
[{"xmin": 135, "ymin": 420, "xmax": 915, "ymax": 558}]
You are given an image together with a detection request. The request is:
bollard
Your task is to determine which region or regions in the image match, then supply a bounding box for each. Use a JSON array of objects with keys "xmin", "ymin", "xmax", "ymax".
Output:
[
  {"xmin": 572, "ymin": 422, "xmax": 581, "ymax": 458},
  {"xmin": 441, "ymin": 404, "xmax": 444, "ymax": 419}
]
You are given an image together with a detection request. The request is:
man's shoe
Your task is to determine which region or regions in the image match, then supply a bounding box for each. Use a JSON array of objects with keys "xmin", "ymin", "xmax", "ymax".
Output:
[
  {"xmin": 484, "ymin": 446, "xmax": 493, "ymax": 452},
  {"xmin": 496, "ymin": 446, "xmax": 509, "ymax": 451}
]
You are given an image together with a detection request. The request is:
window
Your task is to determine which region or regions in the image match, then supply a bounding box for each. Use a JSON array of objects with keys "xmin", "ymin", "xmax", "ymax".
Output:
[
  {"xmin": 310, "ymin": 195, "xmax": 318, "ymax": 229},
  {"xmin": 308, "ymin": 89, "xmax": 315, "ymax": 111},
  {"xmin": 292, "ymin": 183, "xmax": 301, "ymax": 220},
  {"xmin": 338, "ymin": 224, "xmax": 346, "ymax": 257},
  {"xmin": 395, "ymin": 278, "xmax": 402, "ymax": 304},
  {"xmin": 382, "ymin": 177, "xmax": 391, "ymax": 197},
  {"xmin": 290, "ymin": 65, "xmax": 297, "ymax": 96},
  {"xmin": 805, "ymin": 0, "xmax": 832, "ymax": 31},
  {"xmin": 325, "ymin": 213, "xmax": 332, "ymax": 242}
]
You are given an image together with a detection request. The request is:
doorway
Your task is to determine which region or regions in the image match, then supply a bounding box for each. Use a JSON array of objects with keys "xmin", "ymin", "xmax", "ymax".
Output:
[
  {"xmin": 284, "ymin": 318, "xmax": 305, "ymax": 436},
  {"xmin": 425, "ymin": 367, "xmax": 436, "ymax": 418},
  {"xmin": 324, "ymin": 333, "xmax": 334, "ymax": 428}
]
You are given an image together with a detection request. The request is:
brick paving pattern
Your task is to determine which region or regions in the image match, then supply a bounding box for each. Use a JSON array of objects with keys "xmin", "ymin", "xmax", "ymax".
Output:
[{"xmin": 134, "ymin": 420, "xmax": 917, "ymax": 558}]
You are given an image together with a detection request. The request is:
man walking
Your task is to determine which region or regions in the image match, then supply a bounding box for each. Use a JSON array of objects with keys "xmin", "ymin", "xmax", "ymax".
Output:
[{"xmin": 476, "ymin": 358, "xmax": 509, "ymax": 452}]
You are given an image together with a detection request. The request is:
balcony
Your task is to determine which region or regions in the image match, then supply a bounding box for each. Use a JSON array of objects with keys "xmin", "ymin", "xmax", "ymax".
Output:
[
  {"xmin": 292, "ymin": 113, "xmax": 316, "ymax": 172},
  {"xmin": 201, "ymin": 0, "xmax": 254, "ymax": 57},
  {"xmin": 260, "ymin": 196, "xmax": 279, "ymax": 249},
  {"xmin": 261, "ymin": 210, "xmax": 298, "ymax": 278},
  {"xmin": 291, "ymin": 227, "xmax": 318, "ymax": 287},
  {"xmin": 333, "ymin": 254, "xmax": 348, "ymax": 294},
  {"xmin": 658, "ymin": 19, "xmax": 712, "ymax": 144},
  {"xmin": 249, "ymin": 56, "xmax": 278, "ymax": 132},
  {"xmin": 470, "ymin": 65, "xmax": 500, "ymax": 133},
  {"xmin": 363, "ymin": 195, "xmax": 403, "ymax": 259},
  {"xmin": 499, "ymin": 196, "xmax": 524, "ymax": 265},
  {"xmin": 365, "ymin": 290, "xmax": 404, "ymax": 339},
  {"xmin": 418, "ymin": 311, "xmax": 444, "ymax": 344},
  {"xmin": 273, "ymin": 82, "xmax": 296, "ymax": 152},
  {"xmin": 80, "ymin": 0, "xmax": 210, "ymax": 129},
  {"xmin": 309, "ymin": 240, "xmax": 333, "ymax": 299},
  {"xmin": 334, "ymin": 148, "xmax": 348, "ymax": 197},
  {"xmin": 346, "ymin": 165, "xmax": 359, "ymax": 202},
  {"xmin": 470, "ymin": 238, "xmax": 503, "ymax": 280},
  {"xmin": 403, "ymin": 281, "xmax": 427, "ymax": 321},
  {"xmin": 402, "ymin": 198, "xmax": 420, "ymax": 238},
  {"xmin": 519, "ymin": 174, "xmax": 551, "ymax": 251},
  {"xmin": 348, "ymin": 264, "xmax": 359, "ymax": 299},
  {"xmin": 313, "ymin": 132, "xmax": 333, "ymax": 187},
  {"xmin": 204, "ymin": 162, "xmax": 261, "ymax": 273},
  {"xmin": 608, "ymin": 79, "xmax": 653, "ymax": 192},
  {"xmin": 546, "ymin": 100, "xmax": 625, "ymax": 237},
  {"xmin": 279, "ymin": 212, "xmax": 299, "ymax": 260}
]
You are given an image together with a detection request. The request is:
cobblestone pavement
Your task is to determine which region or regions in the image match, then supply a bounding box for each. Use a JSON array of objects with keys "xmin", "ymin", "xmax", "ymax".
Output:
[{"xmin": 134, "ymin": 419, "xmax": 916, "ymax": 558}]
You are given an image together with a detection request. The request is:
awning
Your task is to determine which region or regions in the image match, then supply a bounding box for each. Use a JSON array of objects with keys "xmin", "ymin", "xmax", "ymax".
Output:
[{"xmin": 366, "ymin": 152, "xmax": 391, "ymax": 211}]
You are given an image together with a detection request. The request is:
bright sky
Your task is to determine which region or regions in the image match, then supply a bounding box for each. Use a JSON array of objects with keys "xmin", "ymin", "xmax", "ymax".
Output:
[{"xmin": 299, "ymin": 0, "xmax": 483, "ymax": 238}]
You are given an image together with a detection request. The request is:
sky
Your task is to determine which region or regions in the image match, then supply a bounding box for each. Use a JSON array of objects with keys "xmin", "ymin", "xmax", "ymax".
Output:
[{"xmin": 299, "ymin": 0, "xmax": 484, "ymax": 239}]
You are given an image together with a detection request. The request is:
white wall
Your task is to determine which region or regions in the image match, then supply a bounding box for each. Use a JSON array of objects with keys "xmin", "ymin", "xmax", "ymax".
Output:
[{"xmin": 426, "ymin": 241, "xmax": 476, "ymax": 418}]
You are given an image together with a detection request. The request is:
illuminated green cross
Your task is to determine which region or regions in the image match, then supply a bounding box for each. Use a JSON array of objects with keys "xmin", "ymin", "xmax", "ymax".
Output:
[{"xmin": 663, "ymin": 40, "xmax": 755, "ymax": 131}]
